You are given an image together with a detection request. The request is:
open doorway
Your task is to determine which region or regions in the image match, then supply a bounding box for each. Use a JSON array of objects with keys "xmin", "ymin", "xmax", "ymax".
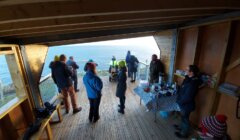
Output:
[{"xmin": 40, "ymin": 36, "xmax": 160, "ymax": 103}]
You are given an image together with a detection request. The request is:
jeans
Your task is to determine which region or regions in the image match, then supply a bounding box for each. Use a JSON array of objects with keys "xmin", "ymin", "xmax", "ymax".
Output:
[
  {"xmin": 119, "ymin": 96, "xmax": 126, "ymax": 110},
  {"xmin": 89, "ymin": 96, "xmax": 101, "ymax": 121},
  {"xmin": 180, "ymin": 110, "xmax": 191, "ymax": 136}
]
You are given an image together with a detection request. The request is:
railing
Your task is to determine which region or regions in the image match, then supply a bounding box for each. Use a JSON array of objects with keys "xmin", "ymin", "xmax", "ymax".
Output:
[
  {"xmin": 137, "ymin": 61, "xmax": 149, "ymax": 81},
  {"xmin": 39, "ymin": 74, "xmax": 59, "ymax": 104}
]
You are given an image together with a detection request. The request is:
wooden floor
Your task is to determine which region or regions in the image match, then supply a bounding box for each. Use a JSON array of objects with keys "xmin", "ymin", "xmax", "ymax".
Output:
[{"xmin": 51, "ymin": 76, "xmax": 184, "ymax": 140}]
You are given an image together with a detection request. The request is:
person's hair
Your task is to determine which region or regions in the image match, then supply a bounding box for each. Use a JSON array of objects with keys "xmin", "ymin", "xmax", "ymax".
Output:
[
  {"xmin": 69, "ymin": 56, "xmax": 73, "ymax": 60},
  {"xmin": 152, "ymin": 54, "xmax": 157, "ymax": 59},
  {"xmin": 59, "ymin": 54, "xmax": 66, "ymax": 61},
  {"xmin": 189, "ymin": 65, "xmax": 199, "ymax": 76}
]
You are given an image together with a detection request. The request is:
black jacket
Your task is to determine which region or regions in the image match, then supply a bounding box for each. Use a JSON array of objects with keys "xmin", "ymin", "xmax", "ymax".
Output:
[
  {"xmin": 51, "ymin": 61, "xmax": 73, "ymax": 89},
  {"xmin": 149, "ymin": 59, "xmax": 164, "ymax": 83},
  {"xmin": 177, "ymin": 75, "xmax": 202, "ymax": 113},
  {"xmin": 116, "ymin": 67, "xmax": 127, "ymax": 97}
]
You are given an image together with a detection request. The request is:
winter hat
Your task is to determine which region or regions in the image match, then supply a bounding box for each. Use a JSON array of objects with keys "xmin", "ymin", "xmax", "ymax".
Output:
[
  {"xmin": 88, "ymin": 59, "xmax": 98, "ymax": 66},
  {"xmin": 54, "ymin": 55, "xmax": 59, "ymax": 61},
  {"xmin": 118, "ymin": 60, "xmax": 126, "ymax": 68},
  {"xmin": 201, "ymin": 114, "xmax": 227, "ymax": 138}
]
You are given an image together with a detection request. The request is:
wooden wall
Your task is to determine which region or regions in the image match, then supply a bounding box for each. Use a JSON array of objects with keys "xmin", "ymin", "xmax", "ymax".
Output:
[
  {"xmin": 216, "ymin": 21, "xmax": 240, "ymax": 140},
  {"xmin": 154, "ymin": 30, "xmax": 173, "ymax": 80},
  {"xmin": 0, "ymin": 99, "xmax": 34, "ymax": 140},
  {"xmin": 175, "ymin": 21, "xmax": 240, "ymax": 140}
]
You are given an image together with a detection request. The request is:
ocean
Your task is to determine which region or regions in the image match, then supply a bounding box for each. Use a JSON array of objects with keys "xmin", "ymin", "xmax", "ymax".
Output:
[{"xmin": 0, "ymin": 36, "xmax": 160, "ymax": 84}]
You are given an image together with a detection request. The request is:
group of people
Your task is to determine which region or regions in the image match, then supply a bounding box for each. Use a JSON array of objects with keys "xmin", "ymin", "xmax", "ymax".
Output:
[
  {"xmin": 49, "ymin": 54, "xmax": 128, "ymax": 123},
  {"xmin": 48, "ymin": 53, "xmax": 228, "ymax": 139}
]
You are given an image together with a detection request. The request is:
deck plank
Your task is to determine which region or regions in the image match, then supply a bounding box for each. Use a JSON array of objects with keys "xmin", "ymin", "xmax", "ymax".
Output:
[{"xmin": 51, "ymin": 76, "xmax": 183, "ymax": 140}]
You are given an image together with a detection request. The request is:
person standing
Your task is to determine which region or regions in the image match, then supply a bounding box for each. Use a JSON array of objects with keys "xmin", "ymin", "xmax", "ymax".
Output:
[
  {"xmin": 174, "ymin": 65, "xmax": 202, "ymax": 138},
  {"xmin": 84, "ymin": 59, "xmax": 98, "ymax": 72},
  {"xmin": 51, "ymin": 54, "xmax": 82, "ymax": 114},
  {"xmin": 128, "ymin": 54, "xmax": 139, "ymax": 82},
  {"xmin": 116, "ymin": 61, "xmax": 127, "ymax": 114},
  {"xmin": 49, "ymin": 55, "xmax": 61, "ymax": 94},
  {"xmin": 83, "ymin": 62, "xmax": 103, "ymax": 123},
  {"xmin": 66, "ymin": 56, "xmax": 79, "ymax": 92},
  {"xmin": 149, "ymin": 54, "xmax": 165, "ymax": 84},
  {"xmin": 109, "ymin": 56, "xmax": 118, "ymax": 73},
  {"xmin": 125, "ymin": 51, "xmax": 131, "ymax": 77}
]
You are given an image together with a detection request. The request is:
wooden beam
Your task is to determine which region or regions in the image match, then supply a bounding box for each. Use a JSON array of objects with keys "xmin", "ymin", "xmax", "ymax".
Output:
[
  {"xmin": 0, "ymin": 17, "xmax": 198, "ymax": 37},
  {"xmin": 226, "ymin": 57, "xmax": 240, "ymax": 72},
  {"xmin": 4, "ymin": 24, "xmax": 177, "ymax": 44},
  {"xmin": 0, "ymin": 9, "xmax": 221, "ymax": 31},
  {"xmin": 12, "ymin": 20, "xmax": 187, "ymax": 39},
  {"xmin": 0, "ymin": 0, "xmax": 239, "ymax": 23},
  {"xmin": 180, "ymin": 11, "xmax": 240, "ymax": 28},
  {"xmin": 0, "ymin": 0, "xmax": 71, "ymax": 6}
]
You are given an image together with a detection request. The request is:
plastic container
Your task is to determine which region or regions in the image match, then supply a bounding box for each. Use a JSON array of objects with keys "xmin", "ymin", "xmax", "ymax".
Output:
[{"xmin": 159, "ymin": 111, "xmax": 169, "ymax": 119}]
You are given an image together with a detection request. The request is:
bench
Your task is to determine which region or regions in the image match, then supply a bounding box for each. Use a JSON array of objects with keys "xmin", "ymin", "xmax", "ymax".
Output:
[{"xmin": 30, "ymin": 104, "xmax": 62, "ymax": 140}]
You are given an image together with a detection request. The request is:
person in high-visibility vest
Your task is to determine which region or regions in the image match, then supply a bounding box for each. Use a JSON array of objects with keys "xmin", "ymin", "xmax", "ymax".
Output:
[{"xmin": 109, "ymin": 56, "xmax": 118, "ymax": 73}]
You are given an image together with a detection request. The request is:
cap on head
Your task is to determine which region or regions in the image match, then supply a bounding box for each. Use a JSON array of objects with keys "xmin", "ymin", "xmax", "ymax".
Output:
[
  {"xmin": 69, "ymin": 56, "xmax": 73, "ymax": 60},
  {"xmin": 112, "ymin": 56, "xmax": 116, "ymax": 61}
]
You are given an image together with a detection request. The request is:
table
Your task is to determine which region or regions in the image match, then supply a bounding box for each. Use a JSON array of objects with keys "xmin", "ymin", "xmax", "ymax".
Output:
[{"xmin": 133, "ymin": 86, "xmax": 180, "ymax": 121}]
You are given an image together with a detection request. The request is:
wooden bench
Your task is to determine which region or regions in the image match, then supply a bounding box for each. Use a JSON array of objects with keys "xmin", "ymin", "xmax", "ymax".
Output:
[{"xmin": 30, "ymin": 104, "xmax": 62, "ymax": 140}]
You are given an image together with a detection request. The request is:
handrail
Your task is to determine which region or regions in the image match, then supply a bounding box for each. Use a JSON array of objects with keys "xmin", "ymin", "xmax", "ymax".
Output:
[
  {"xmin": 138, "ymin": 61, "xmax": 149, "ymax": 66},
  {"xmin": 40, "ymin": 73, "xmax": 51, "ymax": 83}
]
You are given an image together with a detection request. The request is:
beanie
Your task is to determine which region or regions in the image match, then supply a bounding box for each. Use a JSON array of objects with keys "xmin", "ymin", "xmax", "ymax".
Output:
[
  {"xmin": 54, "ymin": 55, "xmax": 59, "ymax": 61},
  {"xmin": 118, "ymin": 60, "xmax": 126, "ymax": 68},
  {"xmin": 201, "ymin": 114, "xmax": 227, "ymax": 138}
]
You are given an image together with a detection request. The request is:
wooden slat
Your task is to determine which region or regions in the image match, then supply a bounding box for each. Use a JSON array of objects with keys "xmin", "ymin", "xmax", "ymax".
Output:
[
  {"xmin": 0, "ymin": 10, "xmax": 221, "ymax": 31},
  {"xmin": 226, "ymin": 57, "xmax": 240, "ymax": 72},
  {"xmin": 0, "ymin": 0, "xmax": 239, "ymax": 23},
  {"xmin": 50, "ymin": 77, "xmax": 182, "ymax": 140},
  {"xmin": 3, "ymin": 18, "xmax": 191, "ymax": 38}
]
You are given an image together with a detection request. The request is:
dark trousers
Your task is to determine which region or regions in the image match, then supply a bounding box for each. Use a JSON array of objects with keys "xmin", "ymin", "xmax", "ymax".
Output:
[
  {"xmin": 119, "ymin": 96, "xmax": 126, "ymax": 110},
  {"xmin": 72, "ymin": 74, "xmax": 78, "ymax": 91},
  {"xmin": 131, "ymin": 72, "xmax": 137, "ymax": 81},
  {"xmin": 89, "ymin": 96, "xmax": 101, "ymax": 121},
  {"xmin": 180, "ymin": 110, "xmax": 191, "ymax": 136},
  {"xmin": 127, "ymin": 65, "xmax": 131, "ymax": 77}
]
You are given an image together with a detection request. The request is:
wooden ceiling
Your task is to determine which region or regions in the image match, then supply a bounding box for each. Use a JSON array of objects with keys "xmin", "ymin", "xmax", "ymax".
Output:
[{"xmin": 0, "ymin": 0, "xmax": 239, "ymax": 45}]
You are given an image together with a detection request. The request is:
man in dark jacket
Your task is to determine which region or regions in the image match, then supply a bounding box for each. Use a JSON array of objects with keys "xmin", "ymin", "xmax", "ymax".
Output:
[
  {"xmin": 149, "ymin": 54, "xmax": 165, "ymax": 84},
  {"xmin": 51, "ymin": 54, "xmax": 82, "ymax": 114},
  {"xmin": 175, "ymin": 65, "xmax": 202, "ymax": 138},
  {"xmin": 83, "ymin": 62, "xmax": 103, "ymax": 123},
  {"xmin": 128, "ymin": 54, "xmax": 139, "ymax": 83},
  {"xmin": 49, "ymin": 55, "xmax": 61, "ymax": 93},
  {"xmin": 116, "ymin": 61, "xmax": 127, "ymax": 114},
  {"xmin": 66, "ymin": 56, "xmax": 79, "ymax": 92}
]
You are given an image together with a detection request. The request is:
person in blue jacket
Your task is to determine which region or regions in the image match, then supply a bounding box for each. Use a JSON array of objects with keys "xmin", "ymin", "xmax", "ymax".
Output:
[
  {"xmin": 128, "ymin": 54, "xmax": 139, "ymax": 83},
  {"xmin": 125, "ymin": 51, "xmax": 131, "ymax": 77},
  {"xmin": 174, "ymin": 65, "xmax": 202, "ymax": 138},
  {"xmin": 116, "ymin": 60, "xmax": 127, "ymax": 114},
  {"xmin": 83, "ymin": 62, "xmax": 103, "ymax": 123}
]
